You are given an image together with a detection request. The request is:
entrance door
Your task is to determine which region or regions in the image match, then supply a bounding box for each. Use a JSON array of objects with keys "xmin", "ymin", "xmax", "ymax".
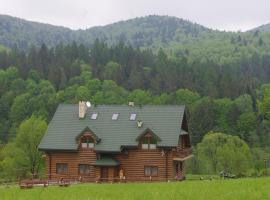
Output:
[
  {"xmin": 175, "ymin": 162, "xmax": 183, "ymax": 180},
  {"xmin": 100, "ymin": 167, "xmax": 108, "ymax": 182}
]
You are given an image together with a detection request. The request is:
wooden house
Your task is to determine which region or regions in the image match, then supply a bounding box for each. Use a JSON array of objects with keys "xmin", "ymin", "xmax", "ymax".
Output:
[{"xmin": 38, "ymin": 102, "xmax": 192, "ymax": 182}]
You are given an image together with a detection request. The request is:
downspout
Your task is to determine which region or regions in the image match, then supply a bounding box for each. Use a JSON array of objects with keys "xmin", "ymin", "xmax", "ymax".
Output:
[{"xmin": 166, "ymin": 150, "xmax": 168, "ymax": 181}]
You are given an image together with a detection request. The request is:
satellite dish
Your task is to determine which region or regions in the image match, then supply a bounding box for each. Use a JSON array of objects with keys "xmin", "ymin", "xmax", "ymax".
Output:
[{"xmin": 86, "ymin": 101, "xmax": 91, "ymax": 108}]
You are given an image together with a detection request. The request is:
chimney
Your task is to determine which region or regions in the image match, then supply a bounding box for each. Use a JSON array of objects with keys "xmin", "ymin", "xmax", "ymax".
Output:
[
  {"xmin": 79, "ymin": 101, "xmax": 87, "ymax": 118},
  {"xmin": 128, "ymin": 102, "xmax": 134, "ymax": 106}
]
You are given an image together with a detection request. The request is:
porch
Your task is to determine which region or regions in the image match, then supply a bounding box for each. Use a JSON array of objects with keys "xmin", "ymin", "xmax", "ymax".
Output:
[
  {"xmin": 93, "ymin": 156, "xmax": 120, "ymax": 183},
  {"xmin": 172, "ymin": 147, "xmax": 193, "ymax": 180}
]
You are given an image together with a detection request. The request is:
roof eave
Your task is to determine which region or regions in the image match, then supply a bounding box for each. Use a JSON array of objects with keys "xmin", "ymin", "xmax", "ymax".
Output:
[
  {"xmin": 94, "ymin": 149, "xmax": 122, "ymax": 153},
  {"xmin": 38, "ymin": 148, "xmax": 78, "ymax": 152}
]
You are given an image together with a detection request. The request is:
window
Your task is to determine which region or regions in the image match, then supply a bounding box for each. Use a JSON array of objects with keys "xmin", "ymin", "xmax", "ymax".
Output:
[
  {"xmin": 130, "ymin": 113, "xmax": 136, "ymax": 120},
  {"xmin": 112, "ymin": 113, "xmax": 119, "ymax": 120},
  {"xmin": 91, "ymin": 112, "xmax": 98, "ymax": 120},
  {"xmin": 144, "ymin": 166, "xmax": 158, "ymax": 176},
  {"xmin": 78, "ymin": 164, "xmax": 90, "ymax": 175},
  {"xmin": 81, "ymin": 136, "xmax": 95, "ymax": 148},
  {"xmin": 56, "ymin": 163, "xmax": 68, "ymax": 174},
  {"xmin": 141, "ymin": 136, "xmax": 157, "ymax": 150},
  {"xmin": 81, "ymin": 142, "xmax": 88, "ymax": 148},
  {"xmin": 142, "ymin": 144, "xmax": 149, "ymax": 149},
  {"xmin": 88, "ymin": 142, "xmax": 94, "ymax": 148}
]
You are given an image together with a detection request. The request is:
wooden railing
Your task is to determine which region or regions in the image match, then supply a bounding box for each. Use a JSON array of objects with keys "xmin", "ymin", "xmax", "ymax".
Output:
[
  {"xmin": 172, "ymin": 147, "xmax": 192, "ymax": 158},
  {"xmin": 45, "ymin": 176, "xmax": 184, "ymax": 183}
]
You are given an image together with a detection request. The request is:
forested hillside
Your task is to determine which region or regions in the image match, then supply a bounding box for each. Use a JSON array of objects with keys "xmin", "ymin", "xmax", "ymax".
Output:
[
  {"xmin": 1, "ymin": 15, "xmax": 270, "ymax": 178},
  {"xmin": 1, "ymin": 14, "xmax": 270, "ymax": 52},
  {"xmin": 1, "ymin": 41, "xmax": 270, "ymax": 146},
  {"xmin": 0, "ymin": 15, "xmax": 73, "ymax": 49},
  {"xmin": 0, "ymin": 15, "xmax": 212, "ymax": 50},
  {"xmin": 251, "ymin": 23, "xmax": 270, "ymax": 32},
  {"xmin": 2, "ymin": 15, "xmax": 270, "ymax": 98},
  {"xmin": 1, "ymin": 39, "xmax": 270, "ymax": 98}
]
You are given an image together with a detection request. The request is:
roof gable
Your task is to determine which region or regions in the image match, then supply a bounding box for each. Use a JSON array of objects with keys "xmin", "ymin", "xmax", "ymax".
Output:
[
  {"xmin": 136, "ymin": 128, "xmax": 161, "ymax": 142},
  {"xmin": 76, "ymin": 126, "xmax": 100, "ymax": 144}
]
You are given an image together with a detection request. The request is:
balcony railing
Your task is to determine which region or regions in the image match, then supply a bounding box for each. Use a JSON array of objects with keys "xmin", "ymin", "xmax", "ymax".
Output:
[{"xmin": 172, "ymin": 147, "xmax": 193, "ymax": 160}]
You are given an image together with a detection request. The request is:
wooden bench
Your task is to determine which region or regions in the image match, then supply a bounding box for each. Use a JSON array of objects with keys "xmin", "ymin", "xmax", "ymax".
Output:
[
  {"xmin": 19, "ymin": 182, "xmax": 33, "ymax": 189},
  {"xmin": 19, "ymin": 179, "xmax": 48, "ymax": 189}
]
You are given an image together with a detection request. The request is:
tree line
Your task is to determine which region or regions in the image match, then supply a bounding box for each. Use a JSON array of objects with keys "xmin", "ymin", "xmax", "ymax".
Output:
[{"xmin": 1, "ymin": 38, "xmax": 270, "ymax": 99}]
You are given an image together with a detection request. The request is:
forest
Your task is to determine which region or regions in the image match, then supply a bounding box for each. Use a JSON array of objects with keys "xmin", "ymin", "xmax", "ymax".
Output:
[
  {"xmin": 0, "ymin": 41, "xmax": 270, "ymax": 178},
  {"xmin": 1, "ymin": 15, "xmax": 270, "ymax": 179}
]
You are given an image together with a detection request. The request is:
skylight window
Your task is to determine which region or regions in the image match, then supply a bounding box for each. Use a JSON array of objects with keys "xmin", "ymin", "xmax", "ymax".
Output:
[
  {"xmin": 130, "ymin": 113, "xmax": 136, "ymax": 121},
  {"xmin": 112, "ymin": 113, "xmax": 119, "ymax": 120},
  {"xmin": 91, "ymin": 112, "xmax": 98, "ymax": 120}
]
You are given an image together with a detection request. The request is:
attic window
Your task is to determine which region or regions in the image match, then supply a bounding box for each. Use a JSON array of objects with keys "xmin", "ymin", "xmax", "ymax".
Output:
[
  {"xmin": 91, "ymin": 112, "xmax": 98, "ymax": 120},
  {"xmin": 130, "ymin": 113, "xmax": 136, "ymax": 121},
  {"xmin": 81, "ymin": 136, "xmax": 95, "ymax": 148},
  {"xmin": 141, "ymin": 136, "xmax": 157, "ymax": 150},
  {"xmin": 112, "ymin": 113, "xmax": 119, "ymax": 120}
]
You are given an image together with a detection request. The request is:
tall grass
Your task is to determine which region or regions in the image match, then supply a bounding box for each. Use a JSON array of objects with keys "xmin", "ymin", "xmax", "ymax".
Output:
[{"xmin": 0, "ymin": 177, "xmax": 270, "ymax": 200}]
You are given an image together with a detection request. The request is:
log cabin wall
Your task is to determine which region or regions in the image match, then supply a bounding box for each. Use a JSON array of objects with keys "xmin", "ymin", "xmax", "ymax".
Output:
[
  {"xmin": 45, "ymin": 148, "xmax": 97, "ymax": 181},
  {"xmin": 115, "ymin": 149, "xmax": 175, "ymax": 181},
  {"xmin": 45, "ymin": 148, "xmax": 187, "ymax": 182}
]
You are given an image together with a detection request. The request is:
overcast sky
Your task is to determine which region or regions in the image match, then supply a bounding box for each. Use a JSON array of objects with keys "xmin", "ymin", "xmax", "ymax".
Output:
[{"xmin": 0, "ymin": 0, "xmax": 269, "ymax": 31}]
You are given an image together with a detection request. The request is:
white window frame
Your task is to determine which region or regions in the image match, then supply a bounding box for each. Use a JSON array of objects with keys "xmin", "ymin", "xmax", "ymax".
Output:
[
  {"xmin": 91, "ymin": 112, "xmax": 98, "ymax": 120},
  {"xmin": 142, "ymin": 144, "xmax": 149, "ymax": 149},
  {"xmin": 130, "ymin": 113, "xmax": 136, "ymax": 120},
  {"xmin": 149, "ymin": 144, "xmax": 157, "ymax": 149},
  {"xmin": 88, "ymin": 143, "xmax": 94, "ymax": 148},
  {"xmin": 112, "ymin": 113, "xmax": 119, "ymax": 120},
  {"xmin": 81, "ymin": 143, "xmax": 88, "ymax": 148}
]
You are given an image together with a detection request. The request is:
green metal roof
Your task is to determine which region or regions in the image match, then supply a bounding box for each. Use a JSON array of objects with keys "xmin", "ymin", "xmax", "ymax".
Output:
[
  {"xmin": 93, "ymin": 156, "xmax": 120, "ymax": 166},
  {"xmin": 38, "ymin": 104, "xmax": 187, "ymax": 152}
]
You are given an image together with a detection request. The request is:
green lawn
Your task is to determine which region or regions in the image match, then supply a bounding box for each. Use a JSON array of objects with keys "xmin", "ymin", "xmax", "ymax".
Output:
[{"xmin": 0, "ymin": 177, "xmax": 269, "ymax": 200}]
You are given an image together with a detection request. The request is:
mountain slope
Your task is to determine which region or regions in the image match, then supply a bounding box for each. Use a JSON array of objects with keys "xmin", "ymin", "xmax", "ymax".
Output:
[
  {"xmin": 0, "ymin": 14, "xmax": 213, "ymax": 50},
  {"xmin": 1, "ymin": 14, "xmax": 270, "ymax": 60},
  {"xmin": 80, "ymin": 15, "xmax": 213, "ymax": 48},
  {"xmin": 0, "ymin": 15, "xmax": 74, "ymax": 49},
  {"xmin": 251, "ymin": 23, "xmax": 270, "ymax": 32}
]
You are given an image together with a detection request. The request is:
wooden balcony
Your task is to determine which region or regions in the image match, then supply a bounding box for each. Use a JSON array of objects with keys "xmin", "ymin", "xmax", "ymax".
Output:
[{"xmin": 172, "ymin": 147, "xmax": 193, "ymax": 161}]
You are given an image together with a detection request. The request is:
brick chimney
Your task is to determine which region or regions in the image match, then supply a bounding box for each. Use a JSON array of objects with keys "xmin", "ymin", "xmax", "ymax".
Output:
[{"xmin": 79, "ymin": 101, "xmax": 87, "ymax": 119}]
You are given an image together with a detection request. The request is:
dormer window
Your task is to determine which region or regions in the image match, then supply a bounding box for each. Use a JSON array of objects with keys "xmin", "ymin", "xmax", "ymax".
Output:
[
  {"xmin": 136, "ymin": 128, "xmax": 161, "ymax": 150},
  {"xmin": 91, "ymin": 112, "xmax": 98, "ymax": 120},
  {"xmin": 81, "ymin": 136, "xmax": 95, "ymax": 148},
  {"xmin": 76, "ymin": 127, "xmax": 100, "ymax": 150},
  {"xmin": 141, "ymin": 136, "xmax": 157, "ymax": 150},
  {"xmin": 112, "ymin": 113, "xmax": 119, "ymax": 120}
]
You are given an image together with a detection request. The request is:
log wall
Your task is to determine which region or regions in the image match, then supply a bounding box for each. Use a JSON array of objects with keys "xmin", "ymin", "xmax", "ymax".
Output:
[
  {"xmin": 45, "ymin": 148, "xmax": 97, "ymax": 181},
  {"xmin": 45, "ymin": 148, "xmax": 188, "ymax": 182},
  {"xmin": 115, "ymin": 149, "xmax": 175, "ymax": 181}
]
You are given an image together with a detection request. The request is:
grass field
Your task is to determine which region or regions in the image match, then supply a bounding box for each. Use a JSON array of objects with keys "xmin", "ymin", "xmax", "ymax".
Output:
[{"xmin": 0, "ymin": 177, "xmax": 270, "ymax": 200}]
